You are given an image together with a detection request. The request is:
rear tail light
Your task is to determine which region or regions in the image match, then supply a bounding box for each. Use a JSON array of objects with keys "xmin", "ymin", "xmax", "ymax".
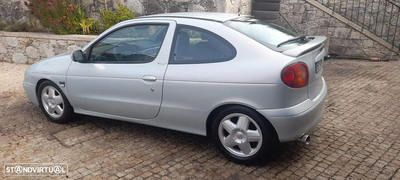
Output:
[{"xmin": 281, "ymin": 62, "xmax": 309, "ymax": 88}]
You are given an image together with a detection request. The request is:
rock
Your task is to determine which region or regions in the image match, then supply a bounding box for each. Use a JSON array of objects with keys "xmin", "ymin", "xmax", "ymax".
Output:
[
  {"xmin": 344, "ymin": 48, "xmax": 365, "ymax": 57},
  {"xmin": 3, "ymin": 37, "xmax": 18, "ymax": 47},
  {"xmin": 226, "ymin": 0, "xmax": 241, "ymax": 13},
  {"xmin": 293, "ymin": 4, "xmax": 305, "ymax": 14},
  {"xmin": 2, "ymin": 55, "xmax": 12, "ymax": 62},
  {"xmin": 57, "ymin": 40, "xmax": 68, "ymax": 46},
  {"xmin": 332, "ymin": 28, "xmax": 351, "ymax": 38},
  {"xmin": 190, "ymin": 4, "xmax": 205, "ymax": 12},
  {"xmin": 67, "ymin": 45, "xmax": 80, "ymax": 52},
  {"xmin": 26, "ymin": 46, "xmax": 40, "ymax": 58},
  {"xmin": 0, "ymin": 42, "xmax": 7, "ymax": 53},
  {"xmin": 315, "ymin": 19, "xmax": 331, "ymax": 27},
  {"xmin": 12, "ymin": 53, "xmax": 28, "ymax": 64},
  {"xmin": 314, "ymin": 28, "xmax": 328, "ymax": 36},
  {"xmin": 362, "ymin": 40, "xmax": 374, "ymax": 48},
  {"xmin": 82, "ymin": 0, "xmax": 94, "ymax": 6},
  {"xmin": 316, "ymin": 11, "xmax": 324, "ymax": 17},
  {"xmin": 364, "ymin": 49, "xmax": 383, "ymax": 58},
  {"xmin": 350, "ymin": 31, "xmax": 361, "ymax": 39},
  {"xmin": 39, "ymin": 43, "xmax": 55, "ymax": 58},
  {"xmin": 18, "ymin": 38, "xmax": 29, "ymax": 47},
  {"xmin": 125, "ymin": 0, "xmax": 143, "ymax": 15},
  {"xmin": 0, "ymin": 54, "xmax": 7, "ymax": 62},
  {"xmin": 75, "ymin": 41, "xmax": 88, "ymax": 47},
  {"xmin": 32, "ymin": 41, "xmax": 40, "ymax": 47},
  {"xmin": 171, "ymin": 0, "xmax": 190, "ymax": 2}
]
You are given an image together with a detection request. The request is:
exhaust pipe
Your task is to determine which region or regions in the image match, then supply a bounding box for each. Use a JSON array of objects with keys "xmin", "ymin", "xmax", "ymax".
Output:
[{"xmin": 298, "ymin": 134, "xmax": 310, "ymax": 145}]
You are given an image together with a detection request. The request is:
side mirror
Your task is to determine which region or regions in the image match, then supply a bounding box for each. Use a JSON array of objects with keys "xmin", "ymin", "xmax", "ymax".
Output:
[{"xmin": 72, "ymin": 50, "xmax": 85, "ymax": 62}]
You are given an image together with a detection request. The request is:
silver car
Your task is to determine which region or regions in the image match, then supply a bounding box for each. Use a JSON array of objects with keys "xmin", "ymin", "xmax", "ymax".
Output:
[{"xmin": 23, "ymin": 12, "xmax": 327, "ymax": 164}]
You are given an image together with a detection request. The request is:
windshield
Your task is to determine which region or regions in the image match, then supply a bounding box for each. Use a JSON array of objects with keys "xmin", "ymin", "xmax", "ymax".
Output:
[{"xmin": 224, "ymin": 17, "xmax": 300, "ymax": 48}]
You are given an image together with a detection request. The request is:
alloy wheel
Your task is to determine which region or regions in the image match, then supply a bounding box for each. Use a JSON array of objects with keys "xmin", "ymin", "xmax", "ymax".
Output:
[
  {"xmin": 218, "ymin": 113, "xmax": 263, "ymax": 157},
  {"xmin": 41, "ymin": 86, "xmax": 64, "ymax": 118}
]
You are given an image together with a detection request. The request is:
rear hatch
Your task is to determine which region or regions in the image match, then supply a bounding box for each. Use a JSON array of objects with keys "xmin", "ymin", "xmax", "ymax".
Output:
[
  {"xmin": 224, "ymin": 17, "xmax": 326, "ymax": 100},
  {"xmin": 282, "ymin": 36, "xmax": 326, "ymax": 100}
]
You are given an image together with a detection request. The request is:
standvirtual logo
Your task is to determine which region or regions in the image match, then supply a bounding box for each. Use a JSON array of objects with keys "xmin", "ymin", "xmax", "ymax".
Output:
[{"xmin": 4, "ymin": 163, "xmax": 68, "ymax": 176}]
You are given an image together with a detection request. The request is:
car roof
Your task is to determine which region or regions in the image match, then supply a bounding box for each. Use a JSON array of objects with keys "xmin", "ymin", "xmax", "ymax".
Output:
[{"xmin": 139, "ymin": 12, "xmax": 251, "ymax": 22}]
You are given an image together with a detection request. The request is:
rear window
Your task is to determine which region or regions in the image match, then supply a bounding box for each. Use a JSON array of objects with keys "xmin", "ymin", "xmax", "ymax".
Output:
[
  {"xmin": 171, "ymin": 25, "xmax": 236, "ymax": 64},
  {"xmin": 224, "ymin": 17, "xmax": 299, "ymax": 48}
]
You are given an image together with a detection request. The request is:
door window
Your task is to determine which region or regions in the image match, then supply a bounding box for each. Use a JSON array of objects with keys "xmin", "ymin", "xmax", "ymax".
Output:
[
  {"xmin": 171, "ymin": 25, "xmax": 236, "ymax": 64},
  {"xmin": 89, "ymin": 24, "xmax": 169, "ymax": 63}
]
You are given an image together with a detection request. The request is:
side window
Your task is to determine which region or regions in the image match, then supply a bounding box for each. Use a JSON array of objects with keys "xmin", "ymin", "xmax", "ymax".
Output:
[
  {"xmin": 89, "ymin": 24, "xmax": 168, "ymax": 63},
  {"xmin": 172, "ymin": 26, "xmax": 236, "ymax": 63}
]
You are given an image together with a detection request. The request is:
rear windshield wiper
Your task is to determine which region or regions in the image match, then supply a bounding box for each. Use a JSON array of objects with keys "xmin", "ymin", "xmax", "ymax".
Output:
[{"xmin": 277, "ymin": 34, "xmax": 307, "ymax": 47}]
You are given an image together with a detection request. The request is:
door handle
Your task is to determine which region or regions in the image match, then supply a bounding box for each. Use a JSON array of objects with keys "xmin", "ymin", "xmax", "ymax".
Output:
[{"xmin": 142, "ymin": 75, "xmax": 157, "ymax": 81}]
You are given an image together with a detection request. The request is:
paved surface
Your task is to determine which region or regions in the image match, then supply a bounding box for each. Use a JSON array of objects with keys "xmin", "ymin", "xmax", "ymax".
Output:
[{"xmin": 0, "ymin": 60, "xmax": 399, "ymax": 180}]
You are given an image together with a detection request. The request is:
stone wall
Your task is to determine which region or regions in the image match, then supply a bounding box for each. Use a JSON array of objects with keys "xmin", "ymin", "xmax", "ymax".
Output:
[
  {"xmin": 0, "ymin": 0, "xmax": 29, "ymax": 25},
  {"xmin": 0, "ymin": 31, "xmax": 96, "ymax": 64},
  {"xmin": 0, "ymin": 0, "xmax": 251, "ymax": 25},
  {"xmin": 0, "ymin": 0, "xmax": 252, "ymax": 64},
  {"xmin": 279, "ymin": 0, "xmax": 399, "ymax": 59}
]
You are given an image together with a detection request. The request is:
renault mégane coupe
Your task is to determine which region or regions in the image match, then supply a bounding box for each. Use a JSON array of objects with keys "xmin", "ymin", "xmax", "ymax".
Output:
[{"xmin": 24, "ymin": 12, "xmax": 327, "ymax": 164}]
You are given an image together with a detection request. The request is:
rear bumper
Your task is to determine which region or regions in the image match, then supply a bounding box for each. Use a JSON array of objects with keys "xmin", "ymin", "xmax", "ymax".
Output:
[{"xmin": 257, "ymin": 77, "xmax": 327, "ymax": 142}]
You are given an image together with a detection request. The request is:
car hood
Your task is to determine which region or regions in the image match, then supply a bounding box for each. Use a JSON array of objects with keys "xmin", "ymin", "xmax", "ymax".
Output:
[{"xmin": 26, "ymin": 52, "xmax": 73, "ymax": 75}]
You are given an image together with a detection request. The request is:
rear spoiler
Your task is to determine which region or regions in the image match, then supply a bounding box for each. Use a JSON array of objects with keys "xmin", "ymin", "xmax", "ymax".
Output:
[{"xmin": 282, "ymin": 36, "xmax": 327, "ymax": 57}]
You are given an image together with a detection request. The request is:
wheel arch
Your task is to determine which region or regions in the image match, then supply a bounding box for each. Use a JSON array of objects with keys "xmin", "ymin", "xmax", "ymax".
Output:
[
  {"xmin": 35, "ymin": 79, "xmax": 71, "ymax": 105},
  {"xmin": 35, "ymin": 79, "xmax": 61, "ymax": 98},
  {"xmin": 35, "ymin": 78, "xmax": 75, "ymax": 123},
  {"xmin": 206, "ymin": 104, "xmax": 279, "ymax": 140},
  {"xmin": 35, "ymin": 79, "xmax": 50, "ymax": 96}
]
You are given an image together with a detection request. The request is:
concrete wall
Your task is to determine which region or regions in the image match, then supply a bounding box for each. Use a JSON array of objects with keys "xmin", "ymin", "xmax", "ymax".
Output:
[
  {"xmin": 0, "ymin": 0, "xmax": 252, "ymax": 25},
  {"xmin": 279, "ymin": 0, "xmax": 399, "ymax": 59}
]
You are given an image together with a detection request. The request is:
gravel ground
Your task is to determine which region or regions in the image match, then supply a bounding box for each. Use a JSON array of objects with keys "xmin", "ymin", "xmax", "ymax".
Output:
[{"xmin": 0, "ymin": 60, "xmax": 399, "ymax": 180}]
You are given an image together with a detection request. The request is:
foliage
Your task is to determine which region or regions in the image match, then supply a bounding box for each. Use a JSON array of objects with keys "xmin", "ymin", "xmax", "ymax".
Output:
[
  {"xmin": 100, "ymin": 3, "xmax": 135, "ymax": 30},
  {"xmin": 2, "ymin": 22, "xmax": 42, "ymax": 32},
  {"xmin": 79, "ymin": 18, "xmax": 94, "ymax": 35},
  {"xmin": 24, "ymin": 0, "xmax": 97, "ymax": 34},
  {"xmin": 0, "ymin": 23, "xmax": 6, "ymax": 31},
  {"xmin": 74, "ymin": 6, "xmax": 97, "ymax": 35}
]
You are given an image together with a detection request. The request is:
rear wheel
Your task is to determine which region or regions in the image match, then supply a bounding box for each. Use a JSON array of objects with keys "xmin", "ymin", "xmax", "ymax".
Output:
[
  {"xmin": 38, "ymin": 81, "xmax": 74, "ymax": 123},
  {"xmin": 212, "ymin": 106, "xmax": 277, "ymax": 164}
]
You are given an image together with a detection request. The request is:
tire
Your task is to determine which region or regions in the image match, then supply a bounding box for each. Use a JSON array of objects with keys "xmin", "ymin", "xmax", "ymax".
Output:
[
  {"xmin": 211, "ymin": 106, "xmax": 277, "ymax": 165},
  {"xmin": 37, "ymin": 81, "xmax": 74, "ymax": 124}
]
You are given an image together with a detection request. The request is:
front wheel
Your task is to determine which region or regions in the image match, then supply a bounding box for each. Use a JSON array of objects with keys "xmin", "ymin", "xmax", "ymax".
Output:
[
  {"xmin": 212, "ymin": 106, "xmax": 277, "ymax": 164},
  {"xmin": 38, "ymin": 81, "xmax": 74, "ymax": 124}
]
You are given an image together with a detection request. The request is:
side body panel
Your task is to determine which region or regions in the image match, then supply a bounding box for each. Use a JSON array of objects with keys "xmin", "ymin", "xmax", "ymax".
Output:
[
  {"xmin": 158, "ymin": 19, "xmax": 297, "ymax": 136},
  {"xmin": 66, "ymin": 20, "xmax": 176, "ymax": 120},
  {"xmin": 23, "ymin": 53, "xmax": 74, "ymax": 106},
  {"xmin": 72, "ymin": 18, "xmax": 299, "ymax": 136}
]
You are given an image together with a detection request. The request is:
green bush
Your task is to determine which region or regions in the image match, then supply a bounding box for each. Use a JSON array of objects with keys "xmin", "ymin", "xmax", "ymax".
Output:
[
  {"xmin": 25, "ymin": 0, "xmax": 97, "ymax": 34},
  {"xmin": 100, "ymin": 3, "xmax": 135, "ymax": 30},
  {"xmin": 4, "ymin": 22, "xmax": 29, "ymax": 32},
  {"xmin": 74, "ymin": 6, "xmax": 97, "ymax": 35},
  {"xmin": 0, "ymin": 23, "xmax": 6, "ymax": 31},
  {"xmin": 2, "ymin": 22, "xmax": 42, "ymax": 32}
]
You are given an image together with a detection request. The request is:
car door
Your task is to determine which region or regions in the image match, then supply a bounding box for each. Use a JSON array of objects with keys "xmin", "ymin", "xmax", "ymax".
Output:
[{"xmin": 66, "ymin": 20, "xmax": 176, "ymax": 119}]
